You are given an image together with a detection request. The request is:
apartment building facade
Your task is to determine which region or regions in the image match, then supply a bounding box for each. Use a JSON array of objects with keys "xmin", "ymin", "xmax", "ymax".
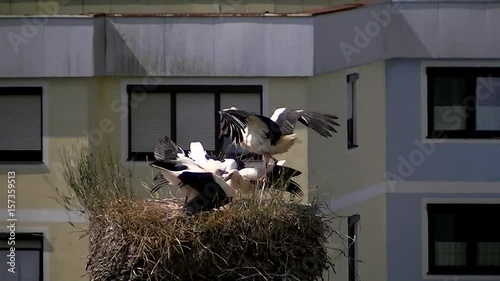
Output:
[{"xmin": 1, "ymin": 1, "xmax": 500, "ymax": 281}]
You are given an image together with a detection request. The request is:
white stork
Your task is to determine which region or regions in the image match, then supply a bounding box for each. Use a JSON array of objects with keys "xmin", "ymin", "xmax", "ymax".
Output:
[
  {"xmin": 149, "ymin": 136, "xmax": 202, "ymax": 194},
  {"xmin": 150, "ymin": 139, "xmax": 242, "ymax": 193},
  {"xmin": 188, "ymin": 142, "xmax": 240, "ymax": 176},
  {"xmin": 219, "ymin": 158, "xmax": 304, "ymax": 200},
  {"xmin": 218, "ymin": 107, "xmax": 339, "ymax": 181},
  {"xmin": 148, "ymin": 136, "xmax": 238, "ymax": 215}
]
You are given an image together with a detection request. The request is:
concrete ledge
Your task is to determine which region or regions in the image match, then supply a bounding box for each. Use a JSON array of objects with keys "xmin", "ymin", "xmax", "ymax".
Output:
[{"xmin": 1, "ymin": 2, "xmax": 500, "ymax": 77}]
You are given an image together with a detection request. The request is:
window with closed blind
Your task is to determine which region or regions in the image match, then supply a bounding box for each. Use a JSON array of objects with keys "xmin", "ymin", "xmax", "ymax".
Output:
[
  {"xmin": 0, "ymin": 87, "xmax": 43, "ymax": 163},
  {"xmin": 0, "ymin": 232, "xmax": 44, "ymax": 281},
  {"xmin": 127, "ymin": 85, "xmax": 263, "ymax": 161}
]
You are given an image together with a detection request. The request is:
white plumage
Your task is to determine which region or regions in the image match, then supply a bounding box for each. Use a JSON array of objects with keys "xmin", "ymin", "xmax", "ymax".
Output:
[
  {"xmin": 145, "ymin": 104, "xmax": 327, "ymax": 215},
  {"xmin": 224, "ymin": 159, "xmax": 303, "ymax": 198},
  {"xmin": 188, "ymin": 142, "xmax": 238, "ymax": 176},
  {"xmin": 149, "ymin": 137, "xmax": 238, "ymax": 215},
  {"xmin": 218, "ymin": 106, "xmax": 339, "ymax": 183}
]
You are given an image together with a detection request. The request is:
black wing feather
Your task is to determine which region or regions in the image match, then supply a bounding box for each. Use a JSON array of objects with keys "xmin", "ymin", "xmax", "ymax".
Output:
[
  {"xmin": 297, "ymin": 111, "xmax": 340, "ymax": 137},
  {"xmin": 255, "ymin": 115, "xmax": 283, "ymax": 146},
  {"xmin": 154, "ymin": 136, "xmax": 185, "ymax": 161},
  {"xmin": 273, "ymin": 108, "xmax": 297, "ymax": 135},
  {"xmin": 219, "ymin": 109, "xmax": 250, "ymax": 144},
  {"xmin": 220, "ymin": 109, "xmax": 285, "ymax": 146},
  {"xmin": 149, "ymin": 160, "xmax": 188, "ymax": 172},
  {"xmin": 178, "ymin": 172, "xmax": 230, "ymax": 215},
  {"xmin": 150, "ymin": 172, "xmax": 170, "ymax": 194},
  {"xmin": 284, "ymin": 180, "xmax": 303, "ymax": 197},
  {"xmin": 268, "ymin": 165, "xmax": 302, "ymax": 179},
  {"xmin": 177, "ymin": 172, "xmax": 227, "ymax": 197},
  {"xmin": 274, "ymin": 109, "xmax": 340, "ymax": 138},
  {"xmin": 259, "ymin": 165, "xmax": 304, "ymax": 197}
]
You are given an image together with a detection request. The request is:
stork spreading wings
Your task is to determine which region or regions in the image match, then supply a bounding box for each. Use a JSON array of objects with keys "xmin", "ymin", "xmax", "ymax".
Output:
[{"xmin": 218, "ymin": 107, "xmax": 339, "ymax": 182}]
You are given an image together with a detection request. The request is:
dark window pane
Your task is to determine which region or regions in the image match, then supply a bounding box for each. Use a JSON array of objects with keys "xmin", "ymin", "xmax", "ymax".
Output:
[
  {"xmin": 433, "ymin": 212, "xmax": 467, "ymax": 266},
  {"xmin": 347, "ymin": 118, "xmax": 354, "ymax": 147},
  {"xmin": 432, "ymin": 77, "xmax": 468, "ymax": 131},
  {"xmin": 428, "ymin": 204, "xmax": 500, "ymax": 274},
  {"xmin": 434, "ymin": 213, "xmax": 456, "ymax": 241},
  {"xmin": 433, "ymin": 77, "xmax": 468, "ymax": 106}
]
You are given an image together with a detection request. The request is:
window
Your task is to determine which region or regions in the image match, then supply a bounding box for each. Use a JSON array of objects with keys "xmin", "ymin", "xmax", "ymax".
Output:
[
  {"xmin": 0, "ymin": 87, "xmax": 43, "ymax": 163},
  {"xmin": 427, "ymin": 67, "xmax": 500, "ymax": 139},
  {"xmin": 348, "ymin": 214, "xmax": 360, "ymax": 281},
  {"xmin": 347, "ymin": 73, "xmax": 359, "ymax": 149},
  {"xmin": 427, "ymin": 203, "xmax": 500, "ymax": 275},
  {"xmin": 127, "ymin": 85, "xmax": 262, "ymax": 161},
  {"xmin": 0, "ymin": 232, "xmax": 44, "ymax": 281}
]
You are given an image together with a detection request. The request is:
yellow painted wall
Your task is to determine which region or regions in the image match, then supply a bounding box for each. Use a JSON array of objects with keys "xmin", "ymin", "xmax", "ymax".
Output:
[
  {"xmin": 0, "ymin": 67, "xmax": 384, "ymax": 280},
  {"xmin": 267, "ymin": 78, "xmax": 309, "ymax": 201},
  {"xmin": 0, "ymin": 0, "xmax": 360, "ymax": 15},
  {"xmin": 324, "ymin": 194, "xmax": 387, "ymax": 281},
  {"xmin": 305, "ymin": 62, "xmax": 388, "ymax": 281},
  {"xmin": 0, "ymin": 78, "xmax": 93, "ymax": 210},
  {"xmin": 92, "ymin": 77, "xmax": 311, "ymax": 201},
  {"xmin": 306, "ymin": 61, "xmax": 386, "ymax": 201},
  {"xmin": 0, "ymin": 69, "xmax": 385, "ymax": 208},
  {"xmin": 13, "ymin": 222, "xmax": 89, "ymax": 281},
  {"xmin": 0, "ymin": 78, "xmax": 93, "ymax": 280}
]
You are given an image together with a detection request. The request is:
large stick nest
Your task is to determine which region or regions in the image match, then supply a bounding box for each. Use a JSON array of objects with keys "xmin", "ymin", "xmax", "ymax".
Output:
[
  {"xmin": 87, "ymin": 197, "xmax": 334, "ymax": 281},
  {"xmin": 49, "ymin": 146, "xmax": 340, "ymax": 281}
]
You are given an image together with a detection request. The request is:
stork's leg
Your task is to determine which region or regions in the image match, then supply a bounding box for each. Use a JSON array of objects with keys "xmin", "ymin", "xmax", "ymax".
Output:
[
  {"xmin": 259, "ymin": 154, "xmax": 270, "ymax": 182},
  {"xmin": 269, "ymin": 155, "xmax": 279, "ymax": 170},
  {"xmin": 259, "ymin": 154, "xmax": 271, "ymax": 198}
]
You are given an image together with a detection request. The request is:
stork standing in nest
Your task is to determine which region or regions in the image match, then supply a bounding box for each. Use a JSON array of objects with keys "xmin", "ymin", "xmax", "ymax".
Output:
[{"xmin": 218, "ymin": 107, "xmax": 340, "ymax": 184}]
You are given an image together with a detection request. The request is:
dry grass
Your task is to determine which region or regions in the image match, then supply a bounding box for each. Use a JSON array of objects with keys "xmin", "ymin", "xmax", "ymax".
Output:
[
  {"xmin": 50, "ymin": 145, "xmax": 345, "ymax": 281},
  {"xmin": 50, "ymin": 145, "xmax": 137, "ymax": 217}
]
